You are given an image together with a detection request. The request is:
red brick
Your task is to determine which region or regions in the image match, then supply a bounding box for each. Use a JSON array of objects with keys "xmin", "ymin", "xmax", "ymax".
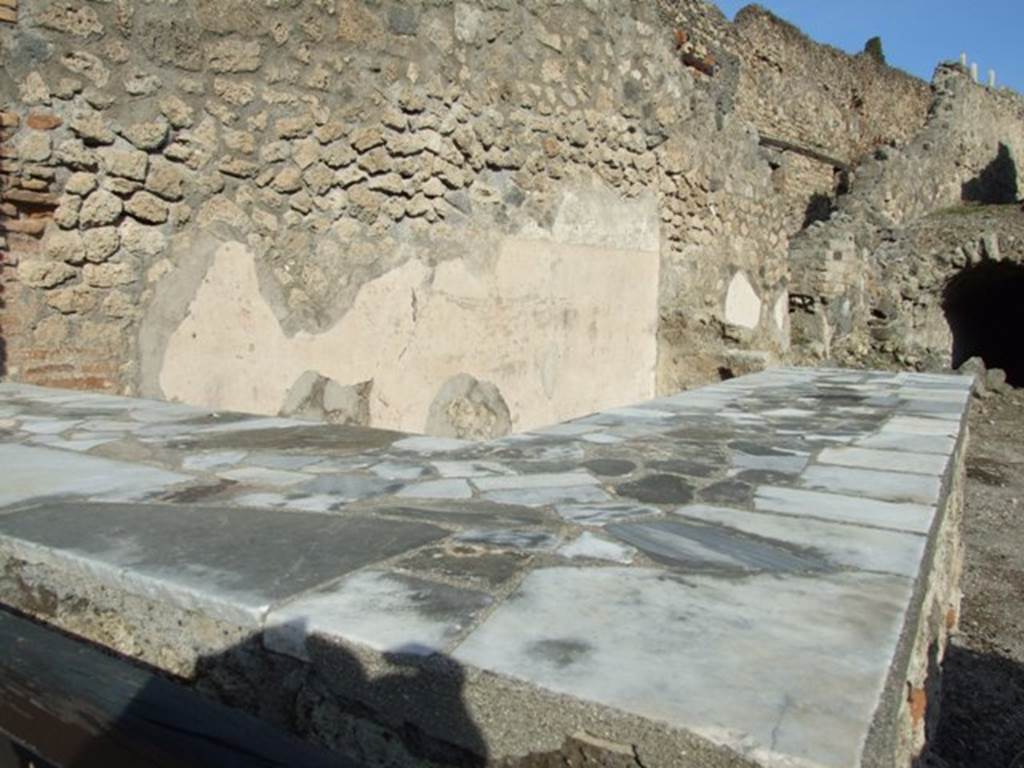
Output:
[
  {"xmin": 2, "ymin": 217, "xmax": 48, "ymax": 235},
  {"xmin": 26, "ymin": 112, "xmax": 62, "ymax": 131},
  {"xmin": 3, "ymin": 188, "xmax": 58, "ymax": 206},
  {"xmin": 908, "ymin": 686, "xmax": 927, "ymax": 727}
]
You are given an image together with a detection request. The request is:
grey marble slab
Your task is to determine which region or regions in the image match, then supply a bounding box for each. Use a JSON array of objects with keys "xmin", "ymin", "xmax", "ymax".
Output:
[
  {"xmin": 0, "ymin": 502, "xmax": 446, "ymax": 625},
  {"xmin": 455, "ymin": 566, "xmax": 913, "ymax": 768},
  {"xmin": 0, "ymin": 444, "xmax": 188, "ymax": 509},
  {"xmin": 265, "ymin": 570, "xmax": 492, "ymax": 660},
  {"xmin": 799, "ymin": 464, "xmax": 941, "ymax": 504},
  {"xmin": 673, "ymin": 504, "xmax": 927, "ymax": 576},
  {"xmin": 0, "ymin": 369, "xmax": 973, "ymax": 768},
  {"xmin": 755, "ymin": 486, "xmax": 935, "ymax": 533}
]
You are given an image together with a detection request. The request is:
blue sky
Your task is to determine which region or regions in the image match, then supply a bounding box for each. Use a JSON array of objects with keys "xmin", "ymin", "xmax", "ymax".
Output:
[{"xmin": 710, "ymin": 1, "xmax": 1023, "ymax": 94}]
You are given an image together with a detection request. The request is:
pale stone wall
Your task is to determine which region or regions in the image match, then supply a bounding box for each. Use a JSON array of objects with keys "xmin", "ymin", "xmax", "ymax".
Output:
[{"xmin": 148, "ymin": 187, "xmax": 661, "ymax": 434}]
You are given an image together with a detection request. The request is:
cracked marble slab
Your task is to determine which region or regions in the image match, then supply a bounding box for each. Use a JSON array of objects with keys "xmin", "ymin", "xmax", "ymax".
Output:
[
  {"xmin": 0, "ymin": 368, "xmax": 973, "ymax": 768},
  {"xmin": 454, "ymin": 566, "xmax": 913, "ymax": 768},
  {"xmin": 265, "ymin": 570, "xmax": 492, "ymax": 660}
]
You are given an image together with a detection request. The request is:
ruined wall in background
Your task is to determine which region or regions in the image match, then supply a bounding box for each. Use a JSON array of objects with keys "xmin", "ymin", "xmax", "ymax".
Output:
[
  {"xmin": 731, "ymin": 6, "xmax": 932, "ymax": 164},
  {"xmin": 787, "ymin": 65, "xmax": 1024, "ymax": 363},
  {"xmin": 0, "ymin": 0, "xmax": 790, "ymax": 435},
  {"xmin": 656, "ymin": 2, "xmax": 933, "ymax": 238}
]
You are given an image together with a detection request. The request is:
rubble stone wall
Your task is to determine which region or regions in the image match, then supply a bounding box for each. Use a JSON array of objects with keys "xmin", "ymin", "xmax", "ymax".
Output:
[
  {"xmin": 0, "ymin": 0, "xmax": 789, "ymax": 434},
  {"xmin": 731, "ymin": 6, "xmax": 932, "ymax": 164},
  {"xmin": 655, "ymin": 2, "xmax": 934, "ymax": 237},
  {"xmin": 787, "ymin": 65, "xmax": 1024, "ymax": 362}
]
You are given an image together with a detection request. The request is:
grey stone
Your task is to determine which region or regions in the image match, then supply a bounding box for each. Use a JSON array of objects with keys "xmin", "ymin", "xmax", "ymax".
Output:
[
  {"xmin": 0, "ymin": 501, "xmax": 445, "ymax": 625},
  {"xmin": 799, "ymin": 464, "xmax": 941, "ymax": 504},
  {"xmin": 581, "ymin": 459, "xmax": 636, "ymax": 477},
  {"xmin": 606, "ymin": 519, "xmax": 828, "ymax": 573},
  {"xmin": 956, "ymin": 356, "xmax": 987, "ymax": 396},
  {"xmin": 295, "ymin": 474, "xmax": 402, "ymax": 501},
  {"xmin": 396, "ymin": 479, "xmax": 473, "ymax": 500},
  {"xmin": 266, "ymin": 569, "xmax": 491, "ymax": 661},
  {"xmin": 614, "ymin": 474, "xmax": 694, "ymax": 505},
  {"xmin": 395, "ymin": 546, "xmax": 527, "ymax": 589},
  {"xmin": 387, "ymin": 7, "xmax": 419, "ymax": 36},
  {"xmin": 673, "ymin": 504, "xmax": 927, "ymax": 577},
  {"xmin": 754, "ymin": 486, "xmax": 934, "ymax": 533},
  {"xmin": 985, "ymin": 367, "xmax": 1010, "ymax": 394},
  {"xmin": 697, "ymin": 479, "xmax": 753, "ymax": 506},
  {"xmin": 81, "ymin": 225, "xmax": 119, "ymax": 264},
  {"xmin": 0, "ymin": 444, "xmax": 187, "ymax": 509},
  {"xmin": 555, "ymin": 501, "xmax": 659, "ymax": 525},
  {"xmin": 425, "ymin": 373, "xmax": 512, "ymax": 440},
  {"xmin": 558, "ymin": 532, "xmax": 635, "ymax": 563},
  {"xmin": 455, "ymin": 529, "xmax": 561, "ymax": 551},
  {"xmin": 79, "ymin": 189, "xmax": 123, "ymax": 227},
  {"xmin": 280, "ymin": 370, "xmax": 372, "ymax": 427},
  {"xmin": 455, "ymin": 567, "xmax": 915, "ymax": 768}
]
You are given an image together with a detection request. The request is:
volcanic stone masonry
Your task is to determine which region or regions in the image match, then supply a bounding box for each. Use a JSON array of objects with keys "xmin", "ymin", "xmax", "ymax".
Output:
[{"xmin": 5, "ymin": 0, "xmax": 1019, "ymax": 439}]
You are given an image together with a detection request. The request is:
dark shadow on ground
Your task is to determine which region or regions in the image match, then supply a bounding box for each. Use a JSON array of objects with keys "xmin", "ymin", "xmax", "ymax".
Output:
[
  {"xmin": 927, "ymin": 643, "xmax": 1024, "ymax": 768},
  {"xmin": 943, "ymin": 260, "xmax": 1024, "ymax": 385},
  {"xmin": 962, "ymin": 143, "xmax": 1019, "ymax": 204},
  {"xmin": 0, "ymin": 609, "xmax": 488, "ymax": 768}
]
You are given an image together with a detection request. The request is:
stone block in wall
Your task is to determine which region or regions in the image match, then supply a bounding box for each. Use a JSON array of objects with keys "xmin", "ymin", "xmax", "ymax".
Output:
[{"xmin": 0, "ymin": 0, "xmax": 17, "ymax": 25}]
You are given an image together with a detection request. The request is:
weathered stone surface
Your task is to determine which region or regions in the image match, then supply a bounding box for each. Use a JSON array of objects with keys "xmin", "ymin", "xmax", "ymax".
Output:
[
  {"xmin": 614, "ymin": 474, "xmax": 695, "ymax": 505},
  {"xmin": 100, "ymin": 148, "xmax": 149, "ymax": 181},
  {"xmin": 125, "ymin": 191, "xmax": 169, "ymax": 223},
  {"xmin": 205, "ymin": 38, "xmax": 262, "ymax": 73},
  {"xmin": 83, "ymin": 227, "xmax": 120, "ymax": 263},
  {"xmin": 274, "ymin": 116, "xmax": 314, "ymax": 140},
  {"xmin": 145, "ymin": 159, "xmax": 186, "ymax": 201},
  {"xmin": 18, "ymin": 260, "xmax": 77, "ymax": 289},
  {"xmin": 65, "ymin": 171, "xmax": 98, "ymax": 196},
  {"xmin": 36, "ymin": 2, "xmax": 104, "ymax": 37},
  {"xmin": 53, "ymin": 197, "xmax": 82, "ymax": 229},
  {"xmin": 83, "ymin": 262, "xmax": 137, "ymax": 288},
  {"xmin": 120, "ymin": 220, "xmax": 166, "ymax": 257},
  {"xmin": 271, "ymin": 165, "xmax": 303, "ymax": 193},
  {"xmin": 103, "ymin": 177, "xmax": 142, "ymax": 197},
  {"xmin": 124, "ymin": 72, "xmax": 161, "ymax": 96},
  {"xmin": 45, "ymin": 285, "xmax": 97, "ymax": 314},
  {"xmin": 351, "ymin": 126, "xmax": 385, "ymax": 153},
  {"xmin": 425, "ymin": 373, "xmax": 512, "ymax": 440},
  {"xmin": 160, "ymin": 95, "xmax": 195, "ymax": 128},
  {"xmin": 120, "ymin": 119, "xmax": 170, "ymax": 151},
  {"xmin": 16, "ymin": 131, "xmax": 52, "ymax": 163},
  {"xmin": 79, "ymin": 189, "xmax": 123, "ymax": 227},
  {"xmin": 0, "ymin": 368, "xmax": 971, "ymax": 768},
  {"xmin": 69, "ymin": 111, "xmax": 114, "ymax": 145},
  {"xmin": 44, "ymin": 229, "xmax": 85, "ymax": 264},
  {"xmin": 280, "ymin": 371, "xmax": 372, "ymax": 426}
]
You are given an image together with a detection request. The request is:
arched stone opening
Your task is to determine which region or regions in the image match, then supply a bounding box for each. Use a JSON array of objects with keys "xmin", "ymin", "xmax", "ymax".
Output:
[{"xmin": 943, "ymin": 261, "xmax": 1024, "ymax": 385}]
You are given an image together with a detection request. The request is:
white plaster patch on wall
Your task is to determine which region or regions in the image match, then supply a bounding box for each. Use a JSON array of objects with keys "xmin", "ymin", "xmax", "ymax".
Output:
[
  {"xmin": 724, "ymin": 271, "xmax": 762, "ymax": 330},
  {"xmin": 545, "ymin": 187, "xmax": 661, "ymax": 252},
  {"xmin": 158, "ymin": 232, "xmax": 659, "ymax": 435},
  {"xmin": 773, "ymin": 291, "xmax": 788, "ymax": 332}
]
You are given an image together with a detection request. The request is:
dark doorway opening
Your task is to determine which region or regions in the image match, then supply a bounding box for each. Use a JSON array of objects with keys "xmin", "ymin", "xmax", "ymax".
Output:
[{"xmin": 943, "ymin": 261, "xmax": 1024, "ymax": 386}]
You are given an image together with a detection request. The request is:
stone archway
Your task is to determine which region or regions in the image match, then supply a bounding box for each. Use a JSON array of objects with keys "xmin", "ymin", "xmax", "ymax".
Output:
[{"xmin": 943, "ymin": 260, "xmax": 1024, "ymax": 386}]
